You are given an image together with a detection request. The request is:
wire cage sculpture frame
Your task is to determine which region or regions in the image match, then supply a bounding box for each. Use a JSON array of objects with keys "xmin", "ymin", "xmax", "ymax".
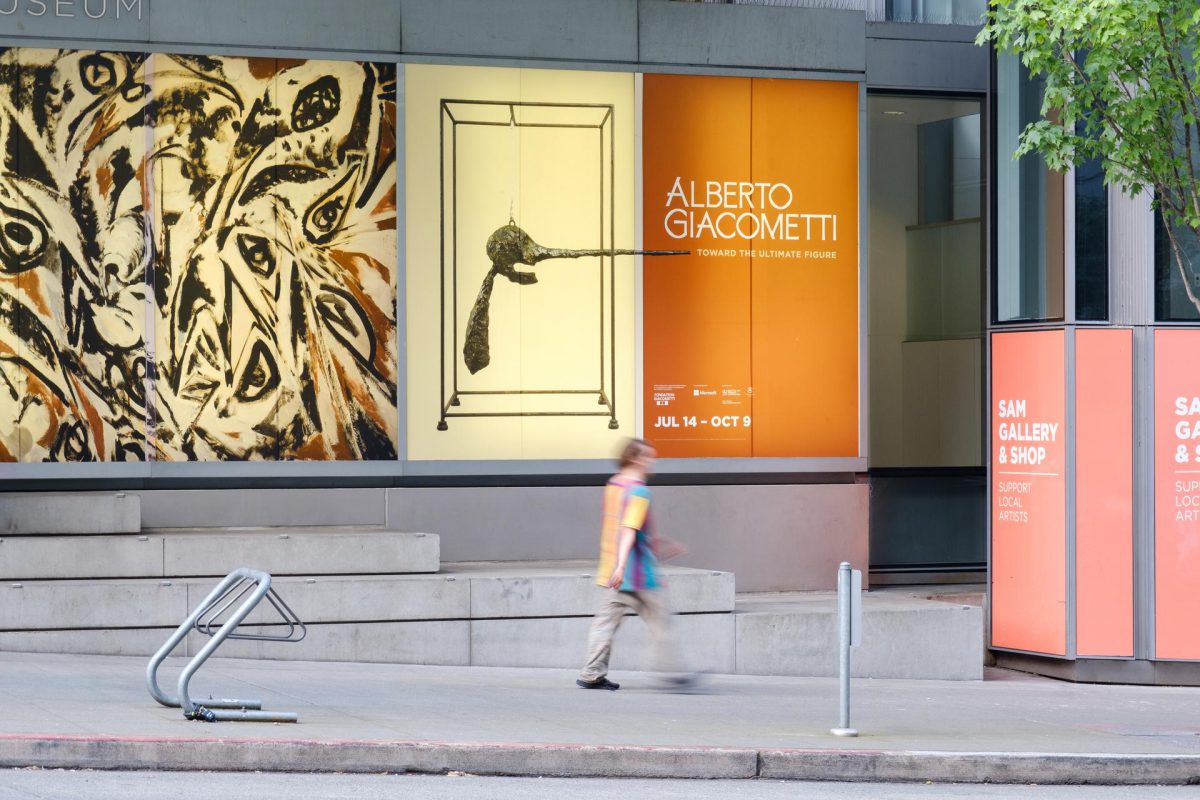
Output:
[{"xmin": 437, "ymin": 98, "xmax": 620, "ymax": 431}]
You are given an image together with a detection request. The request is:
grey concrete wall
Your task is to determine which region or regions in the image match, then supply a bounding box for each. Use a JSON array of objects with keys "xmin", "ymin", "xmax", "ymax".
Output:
[
  {"xmin": 388, "ymin": 487, "xmax": 598, "ymax": 561},
  {"xmin": 387, "ymin": 484, "xmax": 868, "ymax": 591},
  {"xmin": 135, "ymin": 489, "xmax": 387, "ymax": 528},
  {"xmin": 0, "ymin": 0, "xmax": 399, "ymax": 50},
  {"xmin": 659, "ymin": 484, "xmax": 868, "ymax": 591},
  {"xmin": 866, "ymin": 23, "xmax": 987, "ymax": 93},
  {"xmin": 400, "ymin": 0, "xmax": 639, "ymax": 63},
  {"xmin": 150, "ymin": 0, "xmax": 402, "ymax": 52},
  {"xmin": 638, "ymin": 1, "xmax": 864, "ymax": 73},
  {"xmin": 0, "ymin": 0, "xmax": 869, "ymax": 78},
  {"xmin": 0, "ymin": 493, "xmax": 139, "ymax": 534},
  {"xmin": 119, "ymin": 484, "xmax": 867, "ymax": 591}
]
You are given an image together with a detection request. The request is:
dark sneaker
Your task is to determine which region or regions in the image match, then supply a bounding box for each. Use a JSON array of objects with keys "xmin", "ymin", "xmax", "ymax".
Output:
[
  {"xmin": 576, "ymin": 677, "xmax": 620, "ymax": 690},
  {"xmin": 657, "ymin": 673, "xmax": 702, "ymax": 692}
]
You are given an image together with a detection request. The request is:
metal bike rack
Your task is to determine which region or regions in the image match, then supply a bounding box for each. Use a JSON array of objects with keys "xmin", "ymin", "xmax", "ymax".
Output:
[{"xmin": 146, "ymin": 567, "xmax": 306, "ymax": 722}]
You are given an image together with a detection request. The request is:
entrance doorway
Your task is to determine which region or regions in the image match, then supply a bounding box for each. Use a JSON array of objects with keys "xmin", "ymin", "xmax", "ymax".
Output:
[{"xmin": 867, "ymin": 94, "xmax": 986, "ymax": 582}]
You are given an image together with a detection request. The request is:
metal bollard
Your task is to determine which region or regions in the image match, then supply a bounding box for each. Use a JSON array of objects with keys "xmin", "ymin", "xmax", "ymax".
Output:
[{"xmin": 830, "ymin": 561, "xmax": 859, "ymax": 737}]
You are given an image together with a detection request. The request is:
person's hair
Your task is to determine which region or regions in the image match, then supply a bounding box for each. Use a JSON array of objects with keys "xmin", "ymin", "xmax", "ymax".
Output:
[{"xmin": 617, "ymin": 438, "xmax": 653, "ymax": 470}]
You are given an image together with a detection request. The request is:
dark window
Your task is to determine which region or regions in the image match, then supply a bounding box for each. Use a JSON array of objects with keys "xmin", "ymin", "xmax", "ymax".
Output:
[
  {"xmin": 1074, "ymin": 147, "xmax": 1108, "ymax": 321},
  {"xmin": 995, "ymin": 56, "xmax": 1065, "ymax": 323},
  {"xmin": 1155, "ymin": 211, "xmax": 1200, "ymax": 322}
]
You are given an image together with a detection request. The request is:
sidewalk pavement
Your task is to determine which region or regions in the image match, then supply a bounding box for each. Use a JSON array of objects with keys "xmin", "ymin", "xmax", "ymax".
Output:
[{"xmin": 3, "ymin": 651, "xmax": 1200, "ymax": 784}]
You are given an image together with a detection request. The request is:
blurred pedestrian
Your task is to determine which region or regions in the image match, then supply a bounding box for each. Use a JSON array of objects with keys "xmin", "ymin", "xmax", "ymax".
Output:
[{"xmin": 577, "ymin": 438, "xmax": 692, "ymax": 691}]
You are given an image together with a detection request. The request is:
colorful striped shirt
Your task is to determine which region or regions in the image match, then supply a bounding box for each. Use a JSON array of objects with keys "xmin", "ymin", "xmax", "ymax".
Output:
[{"xmin": 595, "ymin": 476, "xmax": 659, "ymax": 592}]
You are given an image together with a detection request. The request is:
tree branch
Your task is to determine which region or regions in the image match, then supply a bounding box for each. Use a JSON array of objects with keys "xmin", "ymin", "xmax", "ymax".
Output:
[
  {"xmin": 1163, "ymin": 214, "xmax": 1200, "ymax": 316},
  {"xmin": 1156, "ymin": 11, "xmax": 1200, "ymax": 224}
]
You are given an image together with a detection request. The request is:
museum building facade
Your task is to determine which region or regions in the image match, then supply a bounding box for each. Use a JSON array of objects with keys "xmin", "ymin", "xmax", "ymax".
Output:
[{"xmin": 4, "ymin": 0, "xmax": 1187, "ymax": 680}]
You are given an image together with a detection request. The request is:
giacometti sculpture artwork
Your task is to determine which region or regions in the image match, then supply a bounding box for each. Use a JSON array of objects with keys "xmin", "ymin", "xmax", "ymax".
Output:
[{"xmin": 463, "ymin": 221, "xmax": 687, "ymax": 374}]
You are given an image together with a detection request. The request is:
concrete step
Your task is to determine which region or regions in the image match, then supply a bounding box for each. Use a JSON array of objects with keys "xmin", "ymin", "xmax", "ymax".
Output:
[
  {"xmin": 158, "ymin": 528, "xmax": 441, "ymax": 578},
  {"xmin": 0, "ymin": 581, "xmax": 982, "ymax": 681},
  {"xmin": 0, "ymin": 492, "xmax": 139, "ymax": 534},
  {"xmin": 0, "ymin": 561, "xmax": 737, "ymax": 674},
  {"xmin": 0, "ymin": 615, "xmax": 736, "ymax": 673},
  {"xmin": 0, "ymin": 592, "xmax": 976, "ymax": 679},
  {"xmin": 0, "ymin": 574, "xmax": 461, "ymax": 631},
  {"xmin": 447, "ymin": 560, "xmax": 735, "ymax": 617},
  {"xmin": 468, "ymin": 613, "xmax": 734, "ymax": 672},
  {"xmin": 733, "ymin": 588, "xmax": 983, "ymax": 680},
  {"xmin": 0, "ymin": 528, "xmax": 441, "ymax": 580},
  {"xmin": 0, "ymin": 563, "xmax": 732, "ymax": 631}
]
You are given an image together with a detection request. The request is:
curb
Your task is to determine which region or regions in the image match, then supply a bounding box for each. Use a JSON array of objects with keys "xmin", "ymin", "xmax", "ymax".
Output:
[
  {"xmin": 2, "ymin": 735, "xmax": 1200, "ymax": 784},
  {"xmin": 0, "ymin": 735, "xmax": 758, "ymax": 780},
  {"xmin": 760, "ymin": 749, "xmax": 1200, "ymax": 785}
]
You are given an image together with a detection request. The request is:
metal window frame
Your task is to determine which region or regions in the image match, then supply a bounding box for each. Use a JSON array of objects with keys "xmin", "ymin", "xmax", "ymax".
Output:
[{"xmin": 0, "ymin": 42, "xmax": 871, "ymax": 483}]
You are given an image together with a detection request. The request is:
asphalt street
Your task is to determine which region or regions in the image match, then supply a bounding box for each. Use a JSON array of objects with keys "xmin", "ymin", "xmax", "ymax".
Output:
[{"xmin": 1, "ymin": 770, "xmax": 1198, "ymax": 800}]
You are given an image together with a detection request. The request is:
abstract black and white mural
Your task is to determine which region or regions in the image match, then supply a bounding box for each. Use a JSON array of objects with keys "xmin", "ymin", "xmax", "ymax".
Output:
[{"xmin": 0, "ymin": 49, "xmax": 397, "ymax": 461}]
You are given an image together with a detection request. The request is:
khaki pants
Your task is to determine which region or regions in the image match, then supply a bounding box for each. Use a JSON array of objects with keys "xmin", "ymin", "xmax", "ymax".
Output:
[{"xmin": 580, "ymin": 588, "xmax": 674, "ymax": 682}]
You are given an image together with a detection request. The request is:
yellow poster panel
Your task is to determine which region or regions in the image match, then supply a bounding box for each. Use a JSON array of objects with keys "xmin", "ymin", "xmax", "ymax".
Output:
[{"xmin": 406, "ymin": 64, "xmax": 637, "ymax": 460}]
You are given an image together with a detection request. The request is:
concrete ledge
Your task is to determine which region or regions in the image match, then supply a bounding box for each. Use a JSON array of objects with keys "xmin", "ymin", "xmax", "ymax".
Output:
[
  {"xmin": 189, "ymin": 620, "xmax": 472, "ymax": 666},
  {"xmin": 758, "ymin": 749, "xmax": 1200, "ymax": 785},
  {"xmin": 0, "ymin": 577, "xmax": 982, "ymax": 681},
  {"xmin": 0, "ymin": 581, "xmax": 188, "ymax": 631},
  {"xmin": 0, "ymin": 627, "xmax": 170, "ymax": 657},
  {"xmin": 471, "ymin": 614, "xmax": 736, "ymax": 673},
  {"xmin": 0, "ymin": 493, "xmax": 139, "ymax": 534},
  {"xmin": 453, "ymin": 562, "xmax": 735, "ymax": 617},
  {"xmin": 0, "ymin": 574, "xmax": 469, "ymax": 631},
  {"xmin": 0, "ymin": 535, "xmax": 164, "ymax": 580},
  {"xmin": 0, "ymin": 621, "xmax": 473, "ymax": 664},
  {"xmin": 136, "ymin": 489, "xmax": 387, "ymax": 529},
  {"xmin": 163, "ymin": 530, "xmax": 441, "ymax": 576},
  {"xmin": 184, "ymin": 574, "xmax": 470, "ymax": 625},
  {"xmin": 0, "ymin": 565, "xmax": 725, "ymax": 631},
  {"xmin": 735, "ymin": 592, "xmax": 983, "ymax": 680},
  {"xmin": 0, "ymin": 614, "xmax": 733, "ymax": 670},
  {"xmin": 1, "ymin": 531, "xmax": 441, "ymax": 581}
]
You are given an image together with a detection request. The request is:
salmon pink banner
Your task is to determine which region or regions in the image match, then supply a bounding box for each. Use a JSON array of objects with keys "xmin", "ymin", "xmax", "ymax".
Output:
[
  {"xmin": 1154, "ymin": 329, "xmax": 1200, "ymax": 659},
  {"xmin": 991, "ymin": 330, "xmax": 1066, "ymax": 656}
]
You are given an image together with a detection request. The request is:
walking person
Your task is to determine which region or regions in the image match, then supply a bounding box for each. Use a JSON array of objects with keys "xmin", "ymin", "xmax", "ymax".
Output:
[{"xmin": 577, "ymin": 437, "xmax": 692, "ymax": 691}]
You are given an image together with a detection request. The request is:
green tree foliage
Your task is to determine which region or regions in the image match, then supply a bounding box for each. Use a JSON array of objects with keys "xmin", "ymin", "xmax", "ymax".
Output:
[{"xmin": 979, "ymin": 0, "xmax": 1200, "ymax": 308}]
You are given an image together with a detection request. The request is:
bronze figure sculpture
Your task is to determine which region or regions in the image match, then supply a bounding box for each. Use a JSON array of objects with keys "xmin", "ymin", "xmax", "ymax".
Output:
[{"xmin": 463, "ymin": 222, "xmax": 687, "ymax": 374}]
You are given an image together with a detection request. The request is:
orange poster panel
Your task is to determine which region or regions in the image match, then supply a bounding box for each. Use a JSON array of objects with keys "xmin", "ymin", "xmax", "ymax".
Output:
[
  {"xmin": 991, "ymin": 330, "xmax": 1066, "ymax": 655},
  {"xmin": 750, "ymin": 79, "xmax": 859, "ymax": 457},
  {"xmin": 641, "ymin": 74, "xmax": 860, "ymax": 458},
  {"xmin": 642, "ymin": 74, "xmax": 752, "ymax": 457},
  {"xmin": 1075, "ymin": 328, "xmax": 1133, "ymax": 658},
  {"xmin": 1154, "ymin": 329, "xmax": 1200, "ymax": 659}
]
